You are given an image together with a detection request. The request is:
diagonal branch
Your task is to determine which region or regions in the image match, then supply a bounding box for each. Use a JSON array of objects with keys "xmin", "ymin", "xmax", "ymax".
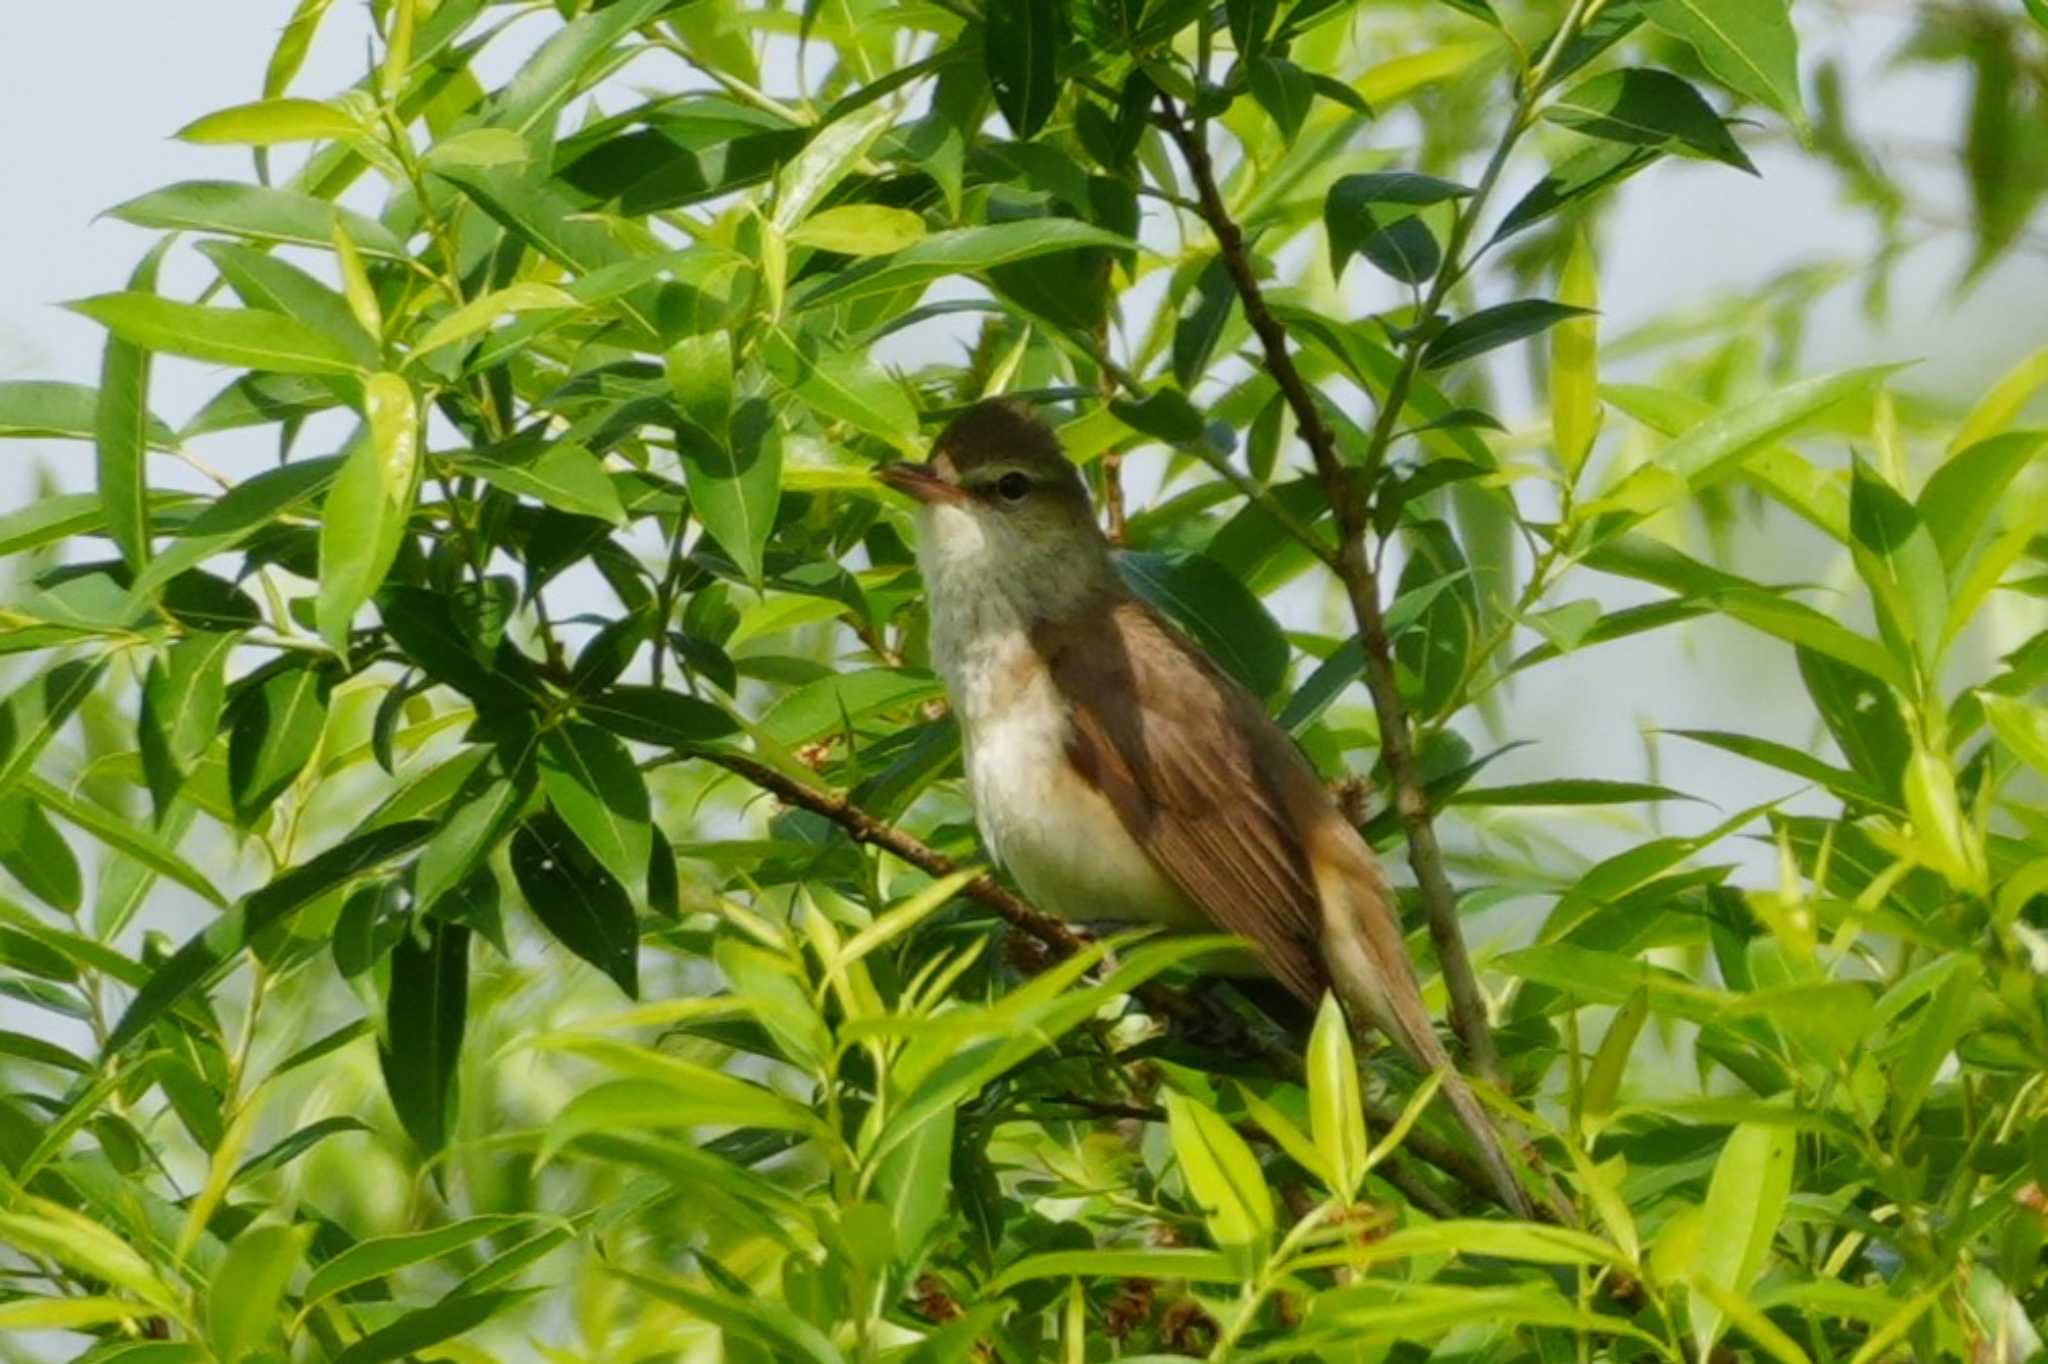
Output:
[
  {"xmin": 678, "ymin": 746, "xmax": 1090, "ymax": 956},
  {"xmin": 1154, "ymin": 97, "xmax": 1504, "ymax": 1087}
]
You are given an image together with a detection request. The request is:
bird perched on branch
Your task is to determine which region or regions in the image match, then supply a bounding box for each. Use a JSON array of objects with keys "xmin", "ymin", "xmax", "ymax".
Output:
[{"xmin": 879, "ymin": 397, "xmax": 1532, "ymax": 1218}]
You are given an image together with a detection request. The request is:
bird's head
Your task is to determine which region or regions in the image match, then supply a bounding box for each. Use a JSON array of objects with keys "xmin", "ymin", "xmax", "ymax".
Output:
[{"xmin": 879, "ymin": 399, "xmax": 1114, "ymax": 619}]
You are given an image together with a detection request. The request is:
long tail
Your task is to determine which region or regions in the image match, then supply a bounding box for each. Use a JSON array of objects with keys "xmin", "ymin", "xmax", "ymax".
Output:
[{"xmin": 1308, "ymin": 827, "xmax": 1536, "ymax": 1219}]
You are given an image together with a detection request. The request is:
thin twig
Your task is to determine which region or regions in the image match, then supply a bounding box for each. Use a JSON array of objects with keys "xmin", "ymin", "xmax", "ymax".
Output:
[{"xmin": 678, "ymin": 747, "xmax": 1090, "ymax": 956}]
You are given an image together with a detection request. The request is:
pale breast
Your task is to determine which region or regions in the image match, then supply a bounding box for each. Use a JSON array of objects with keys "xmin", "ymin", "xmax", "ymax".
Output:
[{"xmin": 950, "ymin": 634, "xmax": 1206, "ymax": 930}]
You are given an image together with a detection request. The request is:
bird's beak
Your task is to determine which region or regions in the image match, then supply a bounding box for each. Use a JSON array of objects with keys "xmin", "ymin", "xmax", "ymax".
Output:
[{"xmin": 876, "ymin": 461, "xmax": 967, "ymax": 505}]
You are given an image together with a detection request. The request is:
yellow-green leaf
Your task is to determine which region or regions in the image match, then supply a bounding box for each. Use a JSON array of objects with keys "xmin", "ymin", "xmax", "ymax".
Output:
[
  {"xmin": 1163, "ymin": 1088, "xmax": 1271, "ymax": 1251},
  {"xmin": 330, "ymin": 213, "xmax": 383, "ymax": 339},
  {"xmin": 1550, "ymin": 229, "xmax": 1599, "ymax": 480},
  {"xmin": 177, "ymin": 97, "xmax": 361, "ymax": 146},
  {"xmin": 210, "ymin": 1222, "xmax": 313, "ymax": 1364},
  {"xmin": 1982, "ymin": 693, "xmax": 2048, "ymax": 776},
  {"xmin": 1690, "ymin": 1123, "xmax": 1794, "ymax": 1356},
  {"xmin": 1306, "ymin": 993, "xmax": 1369, "ymax": 1199},
  {"xmin": 788, "ymin": 205, "xmax": 928, "ymax": 257},
  {"xmin": 1950, "ymin": 342, "xmax": 2048, "ymax": 452},
  {"xmin": 414, "ymin": 282, "xmax": 578, "ymax": 358}
]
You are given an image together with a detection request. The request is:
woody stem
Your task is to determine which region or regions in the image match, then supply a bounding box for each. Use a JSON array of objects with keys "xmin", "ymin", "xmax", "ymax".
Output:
[{"xmin": 1155, "ymin": 97, "xmax": 1504, "ymax": 1087}]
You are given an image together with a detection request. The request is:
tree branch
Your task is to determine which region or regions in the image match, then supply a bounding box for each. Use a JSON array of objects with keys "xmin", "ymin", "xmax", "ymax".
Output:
[
  {"xmin": 682, "ymin": 747, "xmax": 1090, "ymax": 957},
  {"xmin": 1154, "ymin": 97, "xmax": 1504, "ymax": 1086}
]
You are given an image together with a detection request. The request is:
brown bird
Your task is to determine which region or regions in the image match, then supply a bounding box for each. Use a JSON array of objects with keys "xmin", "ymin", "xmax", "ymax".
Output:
[{"xmin": 879, "ymin": 397, "xmax": 1531, "ymax": 1217}]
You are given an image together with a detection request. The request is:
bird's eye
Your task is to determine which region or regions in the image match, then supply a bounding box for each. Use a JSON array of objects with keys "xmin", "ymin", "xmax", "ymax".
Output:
[{"xmin": 995, "ymin": 472, "xmax": 1032, "ymax": 502}]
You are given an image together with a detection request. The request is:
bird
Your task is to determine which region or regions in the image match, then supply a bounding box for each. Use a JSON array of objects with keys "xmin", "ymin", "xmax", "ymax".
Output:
[{"xmin": 877, "ymin": 397, "xmax": 1532, "ymax": 1218}]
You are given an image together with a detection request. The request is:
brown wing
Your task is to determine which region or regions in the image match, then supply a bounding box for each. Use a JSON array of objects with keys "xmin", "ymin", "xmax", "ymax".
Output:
[{"xmin": 1032, "ymin": 595, "xmax": 1333, "ymax": 1003}]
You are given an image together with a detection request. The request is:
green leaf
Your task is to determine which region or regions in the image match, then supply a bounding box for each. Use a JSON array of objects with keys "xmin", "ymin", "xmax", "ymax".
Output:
[
  {"xmin": 1324, "ymin": 173, "xmax": 1471, "ymax": 280},
  {"xmin": 772, "ymin": 98, "xmax": 896, "ymax": 234},
  {"xmin": 1172, "ymin": 254, "xmax": 1237, "ymax": 391},
  {"xmin": 665, "ymin": 330, "xmax": 734, "ymax": 438},
  {"xmin": 0, "ymin": 1298, "xmax": 152, "ymax": 1330},
  {"xmin": 509, "ymin": 812, "xmax": 639, "ymax": 997},
  {"xmin": 332, "ymin": 1292, "xmax": 532, "ymax": 1364},
  {"xmin": 227, "ymin": 661, "xmax": 332, "ymax": 826},
  {"xmin": 1545, "ymin": 68, "xmax": 1756, "ymax": 172},
  {"xmin": 445, "ymin": 437, "xmax": 626, "ymax": 525},
  {"xmin": 0, "ymin": 1198, "xmax": 181, "ymax": 1312},
  {"xmin": 1690, "ymin": 1276, "xmax": 1815, "ymax": 1364},
  {"xmin": 108, "ymin": 181, "xmax": 404, "ymax": 256},
  {"xmin": 1888, "ymin": 957, "xmax": 1978, "ymax": 1135},
  {"xmin": 490, "ymin": 0, "xmax": 671, "ymax": 136},
  {"xmin": 1249, "ymin": 56, "xmax": 1315, "ymax": 140},
  {"xmin": 302, "ymin": 1215, "xmax": 531, "ymax": 1307},
  {"xmin": 0, "ymin": 795, "xmax": 82, "ymax": 913},
  {"xmin": 264, "ymin": 0, "xmax": 335, "ymax": 98},
  {"xmin": 0, "ymin": 380, "xmax": 174, "ymax": 447},
  {"xmin": 233, "ymin": 1115, "xmax": 371, "ymax": 1182},
  {"xmin": 581, "ymin": 686, "xmax": 739, "ymax": 747},
  {"xmin": 68, "ymin": 293, "xmax": 364, "ymax": 377},
  {"xmin": 1663, "ymin": 729, "xmax": 1889, "ymax": 808},
  {"xmin": 1526, "ymin": 598, "xmax": 1601, "ymax": 652},
  {"xmin": 1550, "ymin": 229, "xmax": 1600, "ymax": 480},
  {"xmin": 1581, "ymin": 987, "xmax": 1648, "ymax": 1129},
  {"xmin": 1307, "ymin": 994, "xmax": 1369, "ymax": 1199},
  {"xmin": 539, "ymin": 722, "xmax": 652, "ymax": 900},
  {"xmin": 97, "ymin": 244, "xmax": 170, "ymax": 575},
  {"xmin": 1950, "ymin": 344, "xmax": 2048, "ymax": 451},
  {"xmin": 1849, "ymin": 458, "xmax": 1947, "ymax": 681},
  {"xmin": 208, "ymin": 1222, "xmax": 312, "ymax": 1364},
  {"xmin": 1917, "ymin": 430, "xmax": 2045, "ymax": 572},
  {"xmin": 761, "ymin": 668, "xmax": 942, "ymax": 745},
  {"xmin": 679, "ymin": 399, "xmax": 782, "ymax": 585},
  {"xmin": 413, "ymin": 281, "xmax": 577, "ymax": 357},
  {"xmin": 788, "ymin": 204, "xmax": 927, "ymax": 257},
  {"xmin": 797, "ymin": 220, "xmax": 1137, "ymax": 310},
  {"xmin": 0, "ymin": 660, "xmax": 107, "ymax": 800},
  {"xmin": 197, "ymin": 240, "xmax": 378, "ymax": 369},
  {"xmin": 1163, "ymin": 1088, "xmax": 1272, "ymax": 1251},
  {"xmin": 413, "ymin": 743, "xmax": 538, "ymax": 913},
  {"xmin": 760, "ymin": 329, "xmax": 920, "ymax": 454},
  {"xmin": 1118, "ymin": 552, "xmax": 1291, "ymax": 700},
  {"xmin": 1492, "ymin": 141, "xmax": 1660, "ymax": 244},
  {"xmin": 1422, "ymin": 300, "xmax": 1590, "ymax": 369},
  {"xmin": 1111, "ymin": 387, "xmax": 1209, "ymax": 446},
  {"xmin": 1982, "ymin": 693, "xmax": 2048, "ymax": 776},
  {"xmin": 177, "ymin": 97, "xmax": 361, "ymax": 145},
  {"xmin": 1690, "ymin": 1123, "xmax": 1795, "ymax": 1356},
  {"xmin": 378, "ymin": 919, "xmax": 469, "ymax": 1157},
  {"xmin": 1798, "ymin": 649, "xmax": 1910, "ymax": 803},
  {"xmin": 541, "ymin": 1071, "xmax": 820, "ymax": 1158},
  {"xmin": 1640, "ymin": 0, "xmax": 1804, "ymax": 128},
  {"xmin": 985, "ymin": 0, "xmax": 1062, "ymax": 139},
  {"xmin": 1228, "ymin": 0, "xmax": 1282, "ymax": 59},
  {"xmin": 22, "ymin": 775, "xmax": 228, "ymax": 911},
  {"xmin": 322, "ymin": 399, "xmax": 417, "ymax": 645},
  {"xmin": 104, "ymin": 820, "xmax": 434, "ymax": 1052},
  {"xmin": 1584, "ymin": 534, "xmax": 1910, "ymax": 690},
  {"xmin": 133, "ymin": 456, "xmax": 343, "ymax": 598}
]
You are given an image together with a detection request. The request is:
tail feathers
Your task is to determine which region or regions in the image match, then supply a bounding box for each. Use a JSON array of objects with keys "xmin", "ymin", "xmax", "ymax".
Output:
[{"xmin": 1311, "ymin": 844, "xmax": 1535, "ymax": 1219}]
